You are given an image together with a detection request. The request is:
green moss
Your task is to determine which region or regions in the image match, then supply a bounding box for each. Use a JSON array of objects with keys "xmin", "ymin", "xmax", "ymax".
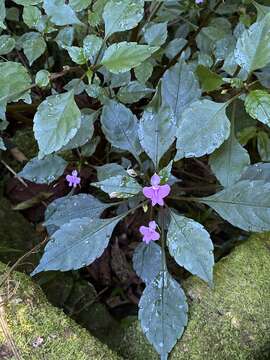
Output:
[
  {"xmin": 115, "ymin": 234, "xmax": 270, "ymax": 360},
  {"xmin": 0, "ymin": 262, "xmax": 122, "ymax": 360}
]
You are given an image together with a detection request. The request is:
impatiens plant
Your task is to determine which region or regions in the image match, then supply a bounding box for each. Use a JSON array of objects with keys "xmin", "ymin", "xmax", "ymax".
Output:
[{"xmin": 2, "ymin": 0, "xmax": 270, "ymax": 359}]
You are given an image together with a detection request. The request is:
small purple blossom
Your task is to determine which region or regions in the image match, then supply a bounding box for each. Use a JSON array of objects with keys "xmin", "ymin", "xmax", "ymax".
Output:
[
  {"xmin": 195, "ymin": 0, "xmax": 204, "ymax": 4},
  {"xmin": 66, "ymin": 170, "xmax": 81, "ymax": 188},
  {"xmin": 139, "ymin": 221, "xmax": 160, "ymax": 244},
  {"xmin": 143, "ymin": 173, "xmax": 171, "ymax": 206}
]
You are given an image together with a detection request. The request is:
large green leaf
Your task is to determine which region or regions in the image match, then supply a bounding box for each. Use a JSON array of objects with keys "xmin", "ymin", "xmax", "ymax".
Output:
[
  {"xmin": 176, "ymin": 100, "xmax": 230, "ymax": 160},
  {"xmin": 0, "ymin": 62, "xmax": 31, "ymax": 105},
  {"xmin": 0, "ymin": 0, "xmax": 6, "ymax": 29},
  {"xmin": 31, "ymin": 215, "xmax": 123, "ymax": 274},
  {"xmin": 235, "ymin": 13, "xmax": 270, "ymax": 73},
  {"xmin": 143, "ymin": 22, "xmax": 168, "ymax": 46},
  {"xmin": 45, "ymin": 194, "xmax": 111, "ymax": 228},
  {"xmin": 245, "ymin": 90, "xmax": 270, "ymax": 127},
  {"xmin": 18, "ymin": 154, "xmax": 67, "ymax": 184},
  {"xmin": 33, "ymin": 91, "xmax": 81, "ymax": 157},
  {"xmin": 70, "ymin": 0, "xmax": 92, "ymax": 11},
  {"xmin": 0, "ymin": 35, "xmax": 15, "ymax": 55},
  {"xmin": 161, "ymin": 59, "xmax": 201, "ymax": 126},
  {"xmin": 21, "ymin": 32, "xmax": 46, "ymax": 66},
  {"xmin": 101, "ymin": 42, "xmax": 158, "ymax": 74},
  {"xmin": 196, "ymin": 65, "xmax": 224, "ymax": 92},
  {"xmin": 257, "ymin": 131, "xmax": 270, "ymax": 161},
  {"xmin": 167, "ymin": 212, "xmax": 214, "ymax": 284},
  {"xmin": 133, "ymin": 242, "xmax": 162, "ymax": 285},
  {"xmin": 101, "ymin": 100, "xmax": 142, "ymax": 161},
  {"xmin": 61, "ymin": 110, "xmax": 96, "ymax": 151},
  {"xmin": 139, "ymin": 270, "xmax": 188, "ymax": 359},
  {"xmin": 253, "ymin": 0, "xmax": 270, "ymax": 21},
  {"xmin": 91, "ymin": 174, "xmax": 141, "ymax": 199},
  {"xmin": 23, "ymin": 6, "xmax": 42, "ymax": 28},
  {"xmin": 43, "ymin": 0, "xmax": 81, "ymax": 26},
  {"xmin": 138, "ymin": 107, "xmax": 176, "ymax": 169},
  {"xmin": 209, "ymin": 128, "xmax": 250, "ymax": 187},
  {"xmin": 102, "ymin": 0, "xmax": 144, "ymax": 37},
  {"xmin": 96, "ymin": 163, "xmax": 126, "ymax": 181},
  {"xmin": 65, "ymin": 46, "xmax": 87, "ymax": 65},
  {"xmin": 117, "ymin": 81, "xmax": 153, "ymax": 104},
  {"xmin": 83, "ymin": 34, "xmax": 102, "ymax": 62},
  {"xmin": 240, "ymin": 162, "xmax": 270, "ymax": 182},
  {"xmin": 200, "ymin": 180, "xmax": 270, "ymax": 232},
  {"xmin": 13, "ymin": 0, "xmax": 42, "ymax": 4}
]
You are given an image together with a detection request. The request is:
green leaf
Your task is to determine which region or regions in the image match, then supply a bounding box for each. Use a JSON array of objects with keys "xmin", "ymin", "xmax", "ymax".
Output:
[
  {"xmin": 176, "ymin": 100, "xmax": 230, "ymax": 160},
  {"xmin": 0, "ymin": 0, "xmax": 6, "ymax": 29},
  {"xmin": 133, "ymin": 242, "xmax": 162, "ymax": 284},
  {"xmin": 13, "ymin": 0, "xmax": 42, "ymax": 4},
  {"xmin": 101, "ymin": 42, "xmax": 158, "ymax": 74},
  {"xmin": 83, "ymin": 34, "xmax": 102, "ymax": 62},
  {"xmin": 257, "ymin": 131, "xmax": 270, "ymax": 161},
  {"xmin": 139, "ymin": 270, "xmax": 188, "ymax": 359},
  {"xmin": 245, "ymin": 90, "xmax": 270, "ymax": 127},
  {"xmin": 31, "ymin": 215, "xmax": 123, "ymax": 274},
  {"xmin": 235, "ymin": 13, "xmax": 270, "ymax": 73},
  {"xmin": 55, "ymin": 27, "xmax": 74, "ymax": 48},
  {"xmin": 81, "ymin": 136, "xmax": 100, "ymax": 157},
  {"xmin": 18, "ymin": 155, "xmax": 67, "ymax": 184},
  {"xmin": 96, "ymin": 163, "xmax": 126, "ymax": 181},
  {"xmin": 43, "ymin": 0, "xmax": 81, "ymax": 26},
  {"xmin": 64, "ymin": 79, "xmax": 86, "ymax": 95},
  {"xmin": 167, "ymin": 212, "xmax": 214, "ymax": 284},
  {"xmin": 23, "ymin": 5, "xmax": 42, "ymax": 28},
  {"xmin": 209, "ymin": 128, "xmax": 250, "ymax": 187},
  {"xmin": 35, "ymin": 70, "xmax": 50, "ymax": 87},
  {"xmin": 200, "ymin": 180, "xmax": 270, "ymax": 232},
  {"xmin": 65, "ymin": 46, "xmax": 87, "ymax": 65},
  {"xmin": 0, "ymin": 62, "xmax": 31, "ymax": 105},
  {"xmin": 138, "ymin": 107, "xmax": 176, "ymax": 168},
  {"xmin": 162, "ymin": 59, "xmax": 201, "ymax": 126},
  {"xmin": 70, "ymin": 0, "xmax": 92, "ymax": 11},
  {"xmin": 103, "ymin": 0, "xmax": 144, "ymax": 37},
  {"xmin": 143, "ymin": 22, "xmax": 168, "ymax": 46},
  {"xmin": 0, "ymin": 35, "xmax": 15, "ymax": 55},
  {"xmin": 252, "ymin": 0, "xmax": 270, "ymax": 21},
  {"xmin": 91, "ymin": 174, "xmax": 142, "ymax": 198},
  {"xmin": 61, "ymin": 110, "xmax": 96, "ymax": 151},
  {"xmin": 159, "ymin": 160, "xmax": 173, "ymax": 184},
  {"xmin": 45, "ymin": 194, "xmax": 111, "ymax": 227},
  {"xmin": 240, "ymin": 162, "xmax": 270, "ymax": 182},
  {"xmin": 21, "ymin": 32, "xmax": 46, "ymax": 66},
  {"xmin": 196, "ymin": 65, "xmax": 224, "ymax": 92},
  {"xmin": 0, "ymin": 137, "xmax": 6, "ymax": 150},
  {"xmin": 134, "ymin": 60, "xmax": 153, "ymax": 84},
  {"xmin": 117, "ymin": 81, "xmax": 154, "ymax": 104},
  {"xmin": 101, "ymin": 100, "xmax": 142, "ymax": 161},
  {"xmin": 33, "ymin": 91, "xmax": 81, "ymax": 157}
]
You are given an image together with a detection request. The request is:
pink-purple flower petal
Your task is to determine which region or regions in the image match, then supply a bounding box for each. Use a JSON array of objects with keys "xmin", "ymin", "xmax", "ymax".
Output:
[{"xmin": 139, "ymin": 221, "xmax": 160, "ymax": 244}]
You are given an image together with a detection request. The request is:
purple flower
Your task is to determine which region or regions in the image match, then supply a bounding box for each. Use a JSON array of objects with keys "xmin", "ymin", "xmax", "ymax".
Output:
[
  {"xmin": 143, "ymin": 173, "xmax": 171, "ymax": 206},
  {"xmin": 139, "ymin": 221, "xmax": 160, "ymax": 244},
  {"xmin": 195, "ymin": 0, "xmax": 204, "ymax": 3},
  {"xmin": 66, "ymin": 170, "xmax": 81, "ymax": 188}
]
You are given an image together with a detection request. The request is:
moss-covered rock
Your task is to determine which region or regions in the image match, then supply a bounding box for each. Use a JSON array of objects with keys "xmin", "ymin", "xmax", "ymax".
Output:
[
  {"xmin": 0, "ymin": 262, "xmax": 122, "ymax": 360},
  {"xmin": 115, "ymin": 234, "xmax": 270, "ymax": 360}
]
